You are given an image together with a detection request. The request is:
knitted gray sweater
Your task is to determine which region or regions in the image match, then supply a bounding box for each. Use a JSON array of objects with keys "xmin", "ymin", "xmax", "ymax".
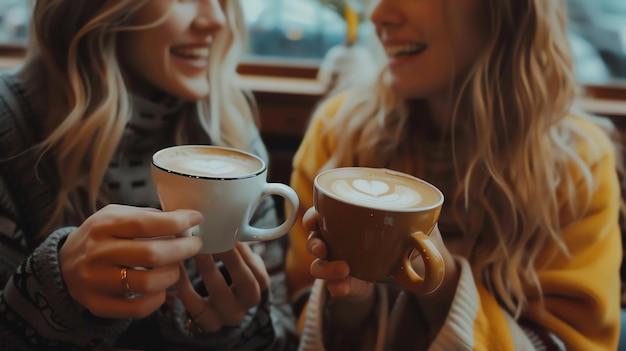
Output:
[{"xmin": 0, "ymin": 72, "xmax": 295, "ymax": 350}]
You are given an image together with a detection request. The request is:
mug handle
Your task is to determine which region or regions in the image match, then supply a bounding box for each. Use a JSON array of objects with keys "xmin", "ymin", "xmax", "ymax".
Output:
[
  {"xmin": 395, "ymin": 231, "xmax": 445, "ymax": 295},
  {"xmin": 238, "ymin": 183, "xmax": 300, "ymax": 242}
]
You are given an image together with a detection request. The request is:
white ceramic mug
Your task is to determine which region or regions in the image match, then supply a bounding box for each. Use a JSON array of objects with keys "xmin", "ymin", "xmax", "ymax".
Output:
[{"xmin": 151, "ymin": 145, "xmax": 299, "ymax": 254}]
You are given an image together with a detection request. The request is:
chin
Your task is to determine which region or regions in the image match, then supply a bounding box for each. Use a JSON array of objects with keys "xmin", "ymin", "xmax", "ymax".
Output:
[
  {"xmin": 169, "ymin": 81, "xmax": 210, "ymax": 102},
  {"xmin": 178, "ymin": 89, "xmax": 210, "ymax": 102},
  {"xmin": 391, "ymin": 82, "xmax": 427, "ymax": 99},
  {"xmin": 390, "ymin": 77, "xmax": 446, "ymax": 100}
]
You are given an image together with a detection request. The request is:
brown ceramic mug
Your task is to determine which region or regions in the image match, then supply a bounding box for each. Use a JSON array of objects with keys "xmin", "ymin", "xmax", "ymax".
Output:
[{"xmin": 314, "ymin": 167, "xmax": 445, "ymax": 295}]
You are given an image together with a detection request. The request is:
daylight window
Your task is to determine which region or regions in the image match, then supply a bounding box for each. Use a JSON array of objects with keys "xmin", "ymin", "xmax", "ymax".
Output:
[{"xmin": 1, "ymin": 0, "xmax": 624, "ymax": 84}]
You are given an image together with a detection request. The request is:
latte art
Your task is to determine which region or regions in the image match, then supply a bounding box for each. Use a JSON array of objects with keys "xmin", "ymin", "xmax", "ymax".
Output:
[
  {"xmin": 154, "ymin": 146, "xmax": 263, "ymax": 178},
  {"xmin": 313, "ymin": 167, "xmax": 445, "ymax": 288},
  {"xmin": 316, "ymin": 168, "xmax": 442, "ymax": 211},
  {"xmin": 330, "ymin": 179, "xmax": 422, "ymax": 210},
  {"xmin": 352, "ymin": 179, "xmax": 389, "ymax": 197},
  {"xmin": 184, "ymin": 159, "xmax": 236, "ymax": 176}
]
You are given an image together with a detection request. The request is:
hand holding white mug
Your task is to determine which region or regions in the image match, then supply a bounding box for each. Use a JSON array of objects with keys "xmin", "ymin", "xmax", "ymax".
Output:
[
  {"xmin": 176, "ymin": 242, "xmax": 270, "ymax": 333},
  {"xmin": 151, "ymin": 145, "xmax": 299, "ymax": 254},
  {"xmin": 59, "ymin": 204, "xmax": 203, "ymax": 319}
]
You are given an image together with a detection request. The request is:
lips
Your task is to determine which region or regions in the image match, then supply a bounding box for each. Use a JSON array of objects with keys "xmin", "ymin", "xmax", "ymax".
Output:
[
  {"xmin": 384, "ymin": 43, "xmax": 428, "ymax": 58},
  {"xmin": 170, "ymin": 46, "xmax": 211, "ymax": 60}
]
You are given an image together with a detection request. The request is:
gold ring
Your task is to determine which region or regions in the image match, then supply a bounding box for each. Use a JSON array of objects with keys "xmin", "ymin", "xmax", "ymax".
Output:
[{"xmin": 120, "ymin": 267, "xmax": 136, "ymax": 298}]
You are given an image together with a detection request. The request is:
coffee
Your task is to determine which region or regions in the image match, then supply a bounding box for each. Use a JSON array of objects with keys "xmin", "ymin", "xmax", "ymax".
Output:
[
  {"xmin": 152, "ymin": 145, "xmax": 299, "ymax": 254},
  {"xmin": 316, "ymin": 168, "xmax": 441, "ymax": 211},
  {"xmin": 314, "ymin": 167, "xmax": 445, "ymax": 294},
  {"xmin": 153, "ymin": 146, "xmax": 262, "ymax": 178}
]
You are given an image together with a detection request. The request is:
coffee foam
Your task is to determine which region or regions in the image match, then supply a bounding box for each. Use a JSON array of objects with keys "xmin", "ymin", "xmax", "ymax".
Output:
[
  {"xmin": 155, "ymin": 146, "xmax": 262, "ymax": 178},
  {"xmin": 317, "ymin": 168, "xmax": 441, "ymax": 211}
]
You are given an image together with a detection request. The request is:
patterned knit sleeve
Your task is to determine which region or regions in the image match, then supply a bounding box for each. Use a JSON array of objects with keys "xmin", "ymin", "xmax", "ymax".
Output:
[
  {"xmin": 0, "ymin": 176, "xmax": 132, "ymax": 350},
  {"xmin": 0, "ymin": 176, "xmax": 27, "ymax": 283}
]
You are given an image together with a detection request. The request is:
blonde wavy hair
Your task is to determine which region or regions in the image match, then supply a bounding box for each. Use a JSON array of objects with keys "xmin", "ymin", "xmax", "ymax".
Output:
[
  {"xmin": 323, "ymin": 0, "xmax": 611, "ymax": 316},
  {"xmin": 22, "ymin": 0, "xmax": 260, "ymax": 233}
]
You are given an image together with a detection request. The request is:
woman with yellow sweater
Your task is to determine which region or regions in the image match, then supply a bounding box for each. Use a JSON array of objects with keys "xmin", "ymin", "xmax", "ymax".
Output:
[{"xmin": 287, "ymin": 0, "xmax": 622, "ymax": 350}]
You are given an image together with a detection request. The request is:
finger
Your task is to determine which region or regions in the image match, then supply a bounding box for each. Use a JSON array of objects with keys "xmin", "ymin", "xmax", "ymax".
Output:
[
  {"xmin": 123, "ymin": 265, "xmax": 180, "ymax": 294},
  {"xmin": 192, "ymin": 303, "xmax": 223, "ymax": 333},
  {"xmin": 195, "ymin": 254, "xmax": 246, "ymax": 326},
  {"xmin": 237, "ymin": 243, "xmax": 270, "ymax": 291},
  {"xmin": 306, "ymin": 234, "xmax": 327, "ymax": 259},
  {"xmin": 326, "ymin": 279, "xmax": 351, "ymax": 297},
  {"xmin": 175, "ymin": 265, "xmax": 222, "ymax": 333},
  {"xmin": 83, "ymin": 291, "xmax": 166, "ymax": 319},
  {"xmin": 216, "ymin": 245, "xmax": 261, "ymax": 310},
  {"xmin": 328, "ymin": 278, "xmax": 374, "ymax": 300},
  {"xmin": 97, "ymin": 236, "xmax": 202, "ymax": 267},
  {"xmin": 87, "ymin": 265, "xmax": 180, "ymax": 295},
  {"xmin": 91, "ymin": 205, "xmax": 203, "ymax": 239},
  {"xmin": 302, "ymin": 207, "xmax": 320, "ymax": 233},
  {"xmin": 310, "ymin": 258, "xmax": 350, "ymax": 280}
]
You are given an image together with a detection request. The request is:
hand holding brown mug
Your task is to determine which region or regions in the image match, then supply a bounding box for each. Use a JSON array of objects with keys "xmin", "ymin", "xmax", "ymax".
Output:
[
  {"xmin": 303, "ymin": 207, "xmax": 374, "ymax": 301},
  {"xmin": 303, "ymin": 207, "xmax": 376, "ymax": 332},
  {"xmin": 304, "ymin": 206, "xmax": 459, "ymax": 333},
  {"xmin": 306, "ymin": 167, "xmax": 462, "ymax": 335},
  {"xmin": 312, "ymin": 167, "xmax": 446, "ymax": 295},
  {"xmin": 304, "ymin": 210, "xmax": 457, "ymax": 298}
]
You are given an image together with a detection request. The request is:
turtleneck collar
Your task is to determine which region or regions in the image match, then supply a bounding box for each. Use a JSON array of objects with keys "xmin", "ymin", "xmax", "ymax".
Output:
[
  {"xmin": 129, "ymin": 93, "xmax": 186, "ymax": 130},
  {"xmin": 121, "ymin": 93, "xmax": 189, "ymax": 152}
]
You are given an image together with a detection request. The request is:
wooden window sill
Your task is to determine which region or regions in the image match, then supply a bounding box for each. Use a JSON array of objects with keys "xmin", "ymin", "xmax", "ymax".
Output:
[
  {"xmin": 1, "ymin": 52, "xmax": 624, "ymax": 119},
  {"xmin": 238, "ymin": 75, "xmax": 326, "ymax": 96},
  {"xmin": 576, "ymin": 97, "xmax": 626, "ymax": 119},
  {"xmin": 0, "ymin": 56, "xmax": 23, "ymax": 70}
]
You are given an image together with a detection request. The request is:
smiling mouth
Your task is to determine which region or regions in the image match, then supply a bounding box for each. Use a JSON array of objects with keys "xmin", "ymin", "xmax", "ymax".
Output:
[
  {"xmin": 170, "ymin": 47, "xmax": 211, "ymax": 60},
  {"xmin": 385, "ymin": 43, "xmax": 428, "ymax": 58}
]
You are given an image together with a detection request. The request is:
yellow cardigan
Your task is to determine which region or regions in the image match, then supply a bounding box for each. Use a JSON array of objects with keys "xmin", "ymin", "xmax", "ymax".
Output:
[{"xmin": 286, "ymin": 95, "xmax": 621, "ymax": 350}]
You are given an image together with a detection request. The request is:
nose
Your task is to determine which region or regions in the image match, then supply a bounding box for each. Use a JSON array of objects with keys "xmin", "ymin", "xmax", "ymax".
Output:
[
  {"xmin": 370, "ymin": 0, "xmax": 403, "ymax": 30},
  {"xmin": 192, "ymin": 0, "xmax": 225, "ymax": 33}
]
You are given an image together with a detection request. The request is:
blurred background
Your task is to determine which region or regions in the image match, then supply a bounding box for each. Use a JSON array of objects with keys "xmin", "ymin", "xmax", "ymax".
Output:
[
  {"xmin": 0, "ymin": 0, "xmax": 624, "ymax": 191},
  {"xmin": 1, "ymin": 0, "xmax": 624, "ymax": 84}
]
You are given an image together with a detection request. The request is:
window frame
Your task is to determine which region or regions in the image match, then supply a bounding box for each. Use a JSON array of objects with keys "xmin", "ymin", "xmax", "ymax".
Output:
[
  {"xmin": 1, "ymin": 43, "xmax": 625, "ymax": 118},
  {"xmin": 0, "ymin": 44, "xmax": 26, "ymax": 56}
]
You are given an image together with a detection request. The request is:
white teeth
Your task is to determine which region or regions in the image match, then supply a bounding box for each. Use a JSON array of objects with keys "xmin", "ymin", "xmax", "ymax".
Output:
[
  {"xmin": 384, "ymin": 44, "xmax": 426, "ymax": 57},
  {"xmin": 171, "ymin": 47, "xmax": 210, "ymax": 59}
]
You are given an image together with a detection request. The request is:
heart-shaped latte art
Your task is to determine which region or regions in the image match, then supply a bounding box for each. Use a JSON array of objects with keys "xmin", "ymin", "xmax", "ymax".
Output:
[
  {"xmin": 352, "ymin": 179, "xmax": 389, "ymax": 197},
  {"xmin": 204, "ymin": 160, "xmax": 235, "ymax": 175},
  {"xmin": 329, "ymin": 179, "xmax": 424, "ymax": 210},
  {"xmin": 185, "ymin": 159, "xmax": 235, "ymax": 175}
]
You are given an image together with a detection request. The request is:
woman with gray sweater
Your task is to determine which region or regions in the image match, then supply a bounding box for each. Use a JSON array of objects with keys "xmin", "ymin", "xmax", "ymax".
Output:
[{"xmin": 0, "ymin": 1, "xmax": 294, "ymax": 350}]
